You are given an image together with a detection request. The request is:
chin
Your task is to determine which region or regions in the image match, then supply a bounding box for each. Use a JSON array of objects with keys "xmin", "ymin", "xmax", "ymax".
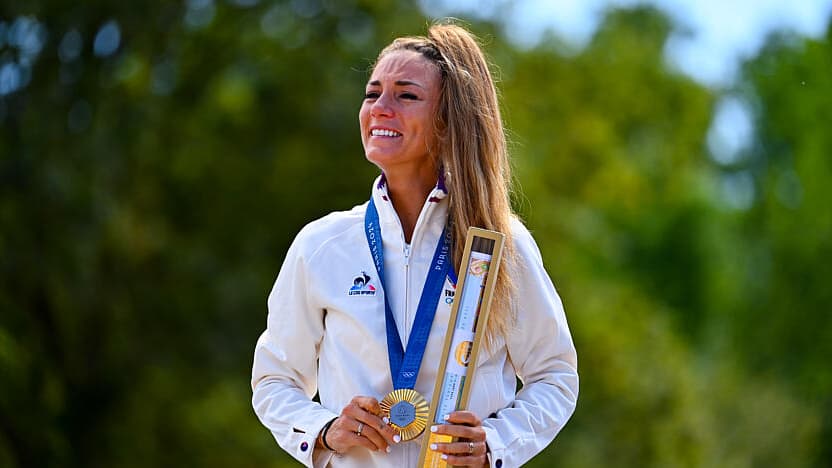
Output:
[
  {"xmin": 365, "ymin": 152, "xmax": 393, "ymax": 168},
  {"xmin": 365, "ymin": 153, "xmax": 387, "ymax": 172}
]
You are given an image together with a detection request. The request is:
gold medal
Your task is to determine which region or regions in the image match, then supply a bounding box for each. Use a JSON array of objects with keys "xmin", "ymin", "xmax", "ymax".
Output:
[{"xmin": 380, "ymin": 389, "xmax": 429, "ymax": 441}]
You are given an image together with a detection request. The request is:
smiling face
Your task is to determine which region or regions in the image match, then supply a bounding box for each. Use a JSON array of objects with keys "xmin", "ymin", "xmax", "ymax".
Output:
[{"xmin": 359, "ymin": 50, "xmax": 442, "ymax": 179}]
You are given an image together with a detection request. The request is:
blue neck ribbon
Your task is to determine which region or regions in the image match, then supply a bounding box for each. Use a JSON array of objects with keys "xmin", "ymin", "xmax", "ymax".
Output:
[{"xmin": 365, "ymin": 198, "xmax": 453, "ymax": 390}]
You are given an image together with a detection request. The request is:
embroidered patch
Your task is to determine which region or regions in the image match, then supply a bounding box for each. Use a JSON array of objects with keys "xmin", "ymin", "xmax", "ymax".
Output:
[
  {"xmin": 348, "ymin": 272, "xmax": 377, "ymax": 296},
  {"xmin": 444, "ymin": 287, "xmax": 455, "ymax": 305}
]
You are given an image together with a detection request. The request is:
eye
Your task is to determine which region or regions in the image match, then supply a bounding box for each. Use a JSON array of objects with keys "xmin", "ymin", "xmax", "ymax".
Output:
[
  {"xmin": 400, "ymin": 92, "xmax": 419, "ymax": 100},
  {"xmin": 364, "ymin": 91, "xmax": 380, "ymax": 100}
]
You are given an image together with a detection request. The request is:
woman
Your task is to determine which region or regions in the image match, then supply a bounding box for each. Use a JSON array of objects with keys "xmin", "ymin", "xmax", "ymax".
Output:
[{"xmin": 252, "ymin": 23, "xmax": 578, "ymax": 468}]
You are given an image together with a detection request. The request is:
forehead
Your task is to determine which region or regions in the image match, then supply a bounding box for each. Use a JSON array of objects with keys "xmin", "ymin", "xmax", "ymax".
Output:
[{"xmin": 369, "ymin": 50, "xmax": 440, "ymax": 86}]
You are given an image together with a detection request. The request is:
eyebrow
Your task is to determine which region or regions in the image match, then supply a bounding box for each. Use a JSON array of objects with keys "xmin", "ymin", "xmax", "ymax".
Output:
[{"xmin": 367, "ymin": 80, "xmax": 426, "ymax": 89}]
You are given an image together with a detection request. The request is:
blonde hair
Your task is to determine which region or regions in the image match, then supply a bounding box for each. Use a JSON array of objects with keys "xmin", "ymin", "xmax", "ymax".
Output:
[{"xmin": 376, "ymin": 23, "xmax": 517, "ymax": 346}]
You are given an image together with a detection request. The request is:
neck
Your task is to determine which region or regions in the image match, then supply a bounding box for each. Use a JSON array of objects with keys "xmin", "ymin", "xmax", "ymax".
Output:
[{"xmin": 384, "ymin": 169, "xmax": 437, "ymax": 243}]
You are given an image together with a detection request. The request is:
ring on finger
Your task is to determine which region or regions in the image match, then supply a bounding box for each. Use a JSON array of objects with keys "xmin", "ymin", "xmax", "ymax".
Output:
[
  {"xmin": 356, "ymin": 422, "xmax": 364, "ymax": 436},
  {"xmin": 468, "ymin": 441, "xmax": 474, "ymax": 454}
]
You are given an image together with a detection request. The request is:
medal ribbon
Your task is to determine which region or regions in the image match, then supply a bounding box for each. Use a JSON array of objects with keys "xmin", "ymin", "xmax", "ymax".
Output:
[{"xmin": 365, "ymin": 198, "xmax": 452, "ymax": 390}]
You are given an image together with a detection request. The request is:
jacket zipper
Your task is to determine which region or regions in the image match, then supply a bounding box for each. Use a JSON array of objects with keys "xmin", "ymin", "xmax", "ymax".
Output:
[
  {"xmin": 401, "ymin": 241, "xmax": 412, "ymax": 467},
  {"xmin": 395, "ymin": 191, "xmax": 438, "ymax": 348},
  {"xmin": 403, "ymin": 242, "xmax": 411, "ymax": 346}
]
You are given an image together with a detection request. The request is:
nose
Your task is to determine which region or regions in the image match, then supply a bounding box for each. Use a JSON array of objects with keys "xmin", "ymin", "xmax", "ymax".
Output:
[{"xmin": 370, "ymin": 91, "xmax": 394, "ymax": 118}]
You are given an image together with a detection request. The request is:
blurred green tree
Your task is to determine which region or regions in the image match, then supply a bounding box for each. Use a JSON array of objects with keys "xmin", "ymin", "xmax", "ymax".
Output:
[
  {"xmin": 1, "ymin": 1, "xmax": 426, "ymax": 466},
  {"xmin": 730, "ymin": 24, "xmax": 832, "ymax": 466},
  {"xmin": 502, "ymin": 6, "xmax": 826, "ymax": 468}
]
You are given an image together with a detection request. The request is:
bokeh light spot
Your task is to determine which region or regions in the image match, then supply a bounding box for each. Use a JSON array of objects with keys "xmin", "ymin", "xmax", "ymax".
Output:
[
  {"xmin": 185, "ymin": 0, "xmax": 216, "ymax": 30},
  {"xmin": 93, "ymin": 20, "xmax": 121, "ymax": 57},
  {"xmin": 0, "ymin": 62, "xmax": 22, "ymax": 95},
  {"xmin": 59, "ymin": 29, "xmax": 83, "ymax": 63},
  {"xmin": 707, "ymin": 96, "xmax": 754, "ymax": 166}
]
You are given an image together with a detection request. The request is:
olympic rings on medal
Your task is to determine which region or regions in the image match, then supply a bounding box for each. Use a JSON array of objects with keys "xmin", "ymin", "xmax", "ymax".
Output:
[{"xmin": 356, "ymin": 422, "xmax": 364, "ymax": 437}]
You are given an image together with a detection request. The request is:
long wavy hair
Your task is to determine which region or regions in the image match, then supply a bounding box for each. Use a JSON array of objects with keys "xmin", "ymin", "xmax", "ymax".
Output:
[{"xmin": 374, "ymin": 22, "xmax": 517, "ymax": 346}]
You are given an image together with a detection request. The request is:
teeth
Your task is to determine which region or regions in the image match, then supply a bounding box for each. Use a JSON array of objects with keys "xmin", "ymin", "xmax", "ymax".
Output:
[{"xmin": 371, "ymin": 129, "xmax": 401, "ymax": 137}]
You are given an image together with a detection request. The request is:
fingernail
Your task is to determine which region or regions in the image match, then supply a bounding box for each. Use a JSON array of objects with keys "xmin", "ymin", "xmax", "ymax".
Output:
[
  {"xmin": 383, "ymin": 417, "xmax": 390, "ymax": 424},
  {"xmin": 393, "ymin": 435, "xmax": 401, "ymax": 443},
  {"xmin": 386, "ymin": 446, "xmax": 392, "ymax": 453},
  {"xmin": 430, "ymin": 425, "xmax": 438, "ymax": 433},
  {"xmin": 443, "ymin": 414, "xmax": 450, "ymax": 421},
  {"xmin": 430, "ymin": 443, "xmax": 437, "ymax": 451},
  {"xmin": 441, "ymin": 454, "xmax": 448, "ymax": 460}
]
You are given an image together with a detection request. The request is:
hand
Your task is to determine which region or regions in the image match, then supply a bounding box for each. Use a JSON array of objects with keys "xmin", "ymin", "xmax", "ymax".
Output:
[
  {"xmin": 319, "ymin": 396, "xmax": 401, "ymax": 454},
  {"xmin": 428, "ymin": 410, "xmax": 488, "ymax": 467}
]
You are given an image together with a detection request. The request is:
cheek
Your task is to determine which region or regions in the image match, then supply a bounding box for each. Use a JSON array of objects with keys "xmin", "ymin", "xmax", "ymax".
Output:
[
  {"xmin": 420, "ymin": 113, "xmax": 439, "ymax": 147},
  {"xmin": 358, "ymin": 106, "xmax": 369, "ymax": 142}
]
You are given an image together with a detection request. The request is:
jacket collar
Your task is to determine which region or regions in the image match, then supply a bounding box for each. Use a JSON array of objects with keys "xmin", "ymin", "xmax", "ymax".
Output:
[
  {"xmin": 370, "ymin": 172, "xmax": 449, "ymax": 245},
  {"xmin": 373, "ymin": 172, "xmax": 448, "ymax": 204}
]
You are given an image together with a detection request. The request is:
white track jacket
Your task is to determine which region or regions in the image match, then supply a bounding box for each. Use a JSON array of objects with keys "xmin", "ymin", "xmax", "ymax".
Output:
[{"xmin": 251, "ymin": 176, "xmax": 578, "ymax": 467}]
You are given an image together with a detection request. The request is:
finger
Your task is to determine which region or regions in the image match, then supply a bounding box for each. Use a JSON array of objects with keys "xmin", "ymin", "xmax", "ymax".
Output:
[
  {"xmin": 354, "ymin": 398, "xmax": 400, "ymax": 442},
  {"xmin": 340, "ymin": 408, "xmax": 390, "ymax": 452},
  {"xmin": 353, "ymin": 419, "xmax": 390, "ymax": 452},
  {"xmin": 328, "ymin": 418, "xmax": 377, "ymax": 452},
  {"xmin": 343, "ymin": 402, "xmax": 399, "ymax": 445},
  {"xmin": 375, "ymin": 414, "xmax": 401, "ymax": 444},
  {"xmin": 351, "ymin": 396, "xmax": 382, "ymax": 416},
  {"xmin": 378, "ymin": 419, "xmax": 401, "ymax": 444},
  {"xmin": 346, "ymin": 431, "xmax": 378, "ymax": 452},
  {"xmin": 430, "ymin": 440, "xmax": 487, "ymax": 456},
  {"xmin": 444, "ymin": 410, "xmax": 482, "ymax": 427},
  {"xmin": 430, "ymin": 423, "xmax": 486, "ymax": 441},
  {"xmin": 440, "ymin": 454, "xmax": 488, "ymax": 467},
  {"xmin": 342, "ymin": 401, "xmax": 379, "ymax": 424}
]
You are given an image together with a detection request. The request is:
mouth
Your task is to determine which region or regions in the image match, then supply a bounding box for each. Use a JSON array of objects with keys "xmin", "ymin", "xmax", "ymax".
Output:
[{"xmin": 370, "ymin": 128, "xmax": 402, "ymax": 138}]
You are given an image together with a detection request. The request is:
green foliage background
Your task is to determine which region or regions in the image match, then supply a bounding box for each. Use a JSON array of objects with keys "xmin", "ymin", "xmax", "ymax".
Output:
[{"xmin": 1, "ymin": 1, "xmax": 829, "ymax": 467}]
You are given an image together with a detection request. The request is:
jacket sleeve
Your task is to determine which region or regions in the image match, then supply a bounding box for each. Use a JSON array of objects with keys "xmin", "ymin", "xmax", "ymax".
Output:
[
  {"xmin": 481, "ymin": 224, "xmax": 579, "ymax": 468},
  {"xmin": 251, "ymin": 233, "xmax": 339, "ymax": 468}
]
